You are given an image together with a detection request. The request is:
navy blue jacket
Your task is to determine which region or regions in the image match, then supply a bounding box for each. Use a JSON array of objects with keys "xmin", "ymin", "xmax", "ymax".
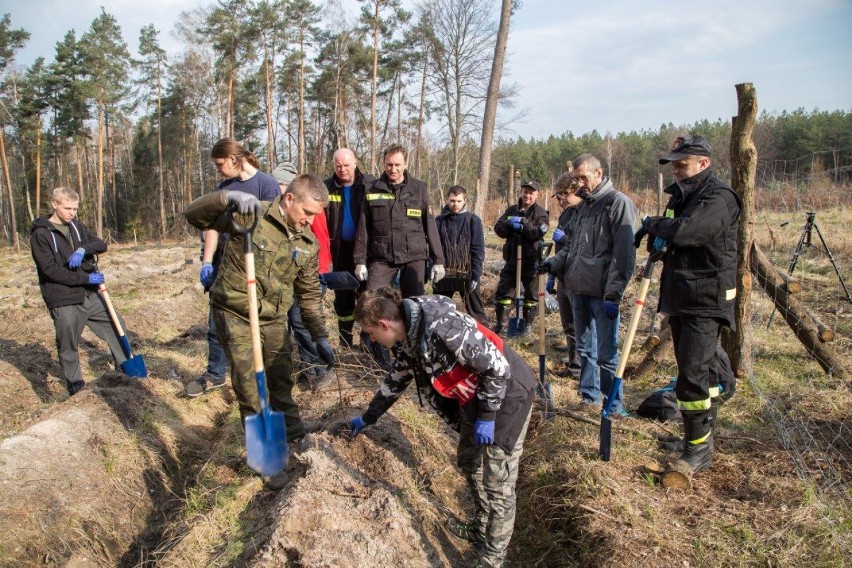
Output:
[{"xmin": 435, "ymin": 205, "xmax": 485, "ymax": 282}]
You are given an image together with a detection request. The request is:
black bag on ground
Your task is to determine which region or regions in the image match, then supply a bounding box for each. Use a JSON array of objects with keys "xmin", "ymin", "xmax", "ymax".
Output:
[{"xmin": 636, "ymin": 345, "xmax": 736, "ymax": 422}]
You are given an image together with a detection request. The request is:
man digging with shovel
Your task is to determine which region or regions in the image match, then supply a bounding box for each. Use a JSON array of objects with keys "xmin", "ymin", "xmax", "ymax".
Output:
[{"xmin": 184, "ymin": 173, "xmax": 335, "ymax": 490}]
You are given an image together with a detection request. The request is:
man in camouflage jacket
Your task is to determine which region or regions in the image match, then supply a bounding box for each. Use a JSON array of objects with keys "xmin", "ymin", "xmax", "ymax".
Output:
[
  {"xmin": 350, "ymin": 293, "xmax": 537, "ymax": 567},
  {"xmin": 184, "ymin": 174, "xmax": 333, "ymax": 441}
]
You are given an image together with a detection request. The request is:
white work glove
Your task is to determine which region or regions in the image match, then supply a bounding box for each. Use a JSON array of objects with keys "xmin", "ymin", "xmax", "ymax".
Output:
[
  {"xmin": 431, "ymin": 264, "xmax": 446, "ymax": 284},
  {"xmin": 470, "ymin": 280, "xmax": 478, "ymax": 291},
  {"xmin": 355, "ymin": 264, "xmax": 368, "ymax": 281}
]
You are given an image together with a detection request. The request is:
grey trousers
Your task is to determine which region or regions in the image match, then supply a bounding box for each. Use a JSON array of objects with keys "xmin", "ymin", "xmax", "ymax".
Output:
[
  {"xmin": 49, "ymin": 290, "xmax": 128, "ymax": 387},
  {"xmin": 457, "ymin": 407, "xmax": 533, "ymax": 568}
]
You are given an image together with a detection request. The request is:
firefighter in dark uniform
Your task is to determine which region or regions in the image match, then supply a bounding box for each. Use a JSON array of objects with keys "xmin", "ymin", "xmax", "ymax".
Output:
[
  {"xmin": 492, "ymin": 181, "xmax": 549, "ymax": 334},
  {"xmin": 353, "ymin": 143, "xmax": 445, "ymax": 296},
  {"xmin": 637, "ymin": 134, "xmax": 741, "ymax": 487},
  {"xmin": 324, "ymin": 148, "xmax": 375, "ymax": 347}
]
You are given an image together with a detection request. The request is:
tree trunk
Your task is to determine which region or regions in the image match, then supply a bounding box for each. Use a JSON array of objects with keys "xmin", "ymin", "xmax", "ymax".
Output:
[
  {"xmin": 75, "ymin": 137, "xmax": 85, "ymax": 202},
  {"xmin": 157, "ymin": 65, "xmax": 166, "ymax": 238},
  {"xmin": 631, "ymin": 326, "xmax": 674, "ymax": 381},
  {"xmin": 265, "ymin": 56, "xmax": 275, "ymax": 167},
  {"xmin": 475, "ymin": 0, "xmax": 512, "ymax": 219},
  {"xmin": 35, "ymin": 121, "xmax": 42, "ymax": 218},
  {"xmin": 414, "ymin": 46, "xmax": 428, "ymax": 177},
  {"xmin": 0, "ymin": 129, "xmax": 19, "ymax": 251},
  {"xmin": 369, "ymin": 0, "xmax": 380, "ymax": 174},
  {"xmin": 298, "ymin": 37, "xmax": 307, "ymax": 172},
  {"xmin": 96, "ymin": 101, "xmax": 105, "ymax": 238},
  {"xmin": 721, "ymin": 82, "xmax": 757, "ymax": 378},
  {"xmin": 752, "ymin": 244, "xmax": 848, "ymax": 381}
]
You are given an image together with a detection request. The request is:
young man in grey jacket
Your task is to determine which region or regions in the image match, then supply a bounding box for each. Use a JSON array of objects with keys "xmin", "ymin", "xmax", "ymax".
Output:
[{"xmin": 540, "ymin": 154, "xmax": 637, "ymax": 414}]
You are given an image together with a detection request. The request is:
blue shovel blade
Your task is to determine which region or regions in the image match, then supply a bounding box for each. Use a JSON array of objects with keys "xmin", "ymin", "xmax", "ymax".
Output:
[
  {"xmin": 598, "ymin": 377, "xmax": 622, "ymax": 462},
  {"xmin": 245, "ymin": 408, "xmax": 289, "ymax": 476},
  {"xmin": 120, "ymin": 355, "xmax": 148, "ymax": 378}
]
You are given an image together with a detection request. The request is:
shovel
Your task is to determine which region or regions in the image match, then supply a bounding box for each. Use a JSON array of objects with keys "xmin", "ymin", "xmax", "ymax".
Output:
[
  {"xmin": 96, "ymin": 278, "xmax": 148, "ymax": 378},
  {"xmin": 599, "ymin": 249, "xmax": 665, "ymax": 461},
  {"xmin": 536, "ymin": 242, "xmax": 555, "ymax": 412},
  {"xmin": 507, "ymin": 243, "xmax": 525, "ymax": 337},
  {"xmin": 231, "ymin": 207, "xmax": 288, "ymax": 476}
]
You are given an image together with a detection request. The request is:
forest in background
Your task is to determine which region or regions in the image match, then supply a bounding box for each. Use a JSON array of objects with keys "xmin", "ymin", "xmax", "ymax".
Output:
[{"xmin": 0, "ymin": 3, "xmax": 850, "ymax": 245}]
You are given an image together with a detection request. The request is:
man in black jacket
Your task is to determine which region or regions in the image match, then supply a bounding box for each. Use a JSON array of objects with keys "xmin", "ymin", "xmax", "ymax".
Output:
[
  {"xmin": 324, "ymin": 148, "xmax": 374, "ymax": 347},
  {"xmin": 434, "ymin": 185, "xmax": 488, "ymax": 324},
  {"xmin": 354, "ymin": 144, "xmax": 445, "ymax": 298},
  {"xmin": 639, "ymin": 135, "xmax": 741, "ymax": 486},
  {"xmin": 30, "ymin": 187, "xmax": 128, "ymax": 395},
  {"xmin": 492, "ymin": 181, "xmax": 549, "ymax": 334}
]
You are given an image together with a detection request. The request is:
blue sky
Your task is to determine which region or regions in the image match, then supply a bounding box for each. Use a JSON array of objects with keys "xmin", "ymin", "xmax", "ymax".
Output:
[{"xmin": 3, "ymin": 0, "xmax": 850, "ymax": 140}]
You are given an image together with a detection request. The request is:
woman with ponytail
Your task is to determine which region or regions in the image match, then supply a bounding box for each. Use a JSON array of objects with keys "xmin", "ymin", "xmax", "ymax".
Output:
[{"xmin": 345, "ymin": 287, "xmax": 537, "ymax": 568}]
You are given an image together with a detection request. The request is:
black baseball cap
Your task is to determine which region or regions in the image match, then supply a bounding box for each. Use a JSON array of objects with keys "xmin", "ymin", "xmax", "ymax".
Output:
[
  {"xmin": 659, "ymin": 135, "xmax": 712, "ymax": 164},
  {"xmin": 521, "ymin": 181, "xmax": 541, "ymax": 191}
]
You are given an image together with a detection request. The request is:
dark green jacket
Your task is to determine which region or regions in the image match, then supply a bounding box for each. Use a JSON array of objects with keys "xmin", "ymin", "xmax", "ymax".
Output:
[{"xmin": 184, "ymin": 192, "xmax": 326, "ymax": 339}]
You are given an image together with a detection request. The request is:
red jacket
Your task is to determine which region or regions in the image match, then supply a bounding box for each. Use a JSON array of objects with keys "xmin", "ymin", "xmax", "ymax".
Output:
[{"xmin": 311, "ymin": 210, "xmax": 331, "ymax": 274}]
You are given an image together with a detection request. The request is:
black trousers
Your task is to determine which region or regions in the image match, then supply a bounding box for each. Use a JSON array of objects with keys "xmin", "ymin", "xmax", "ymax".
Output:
[
  {"xmin": 433, "ymin": 277, "xmax": 489, "ymax": 325},
  {"xmin": 367, "ymin": 259, "xmax": 426, "ymax": 298},
  {"xmin": 669, "ymin": 315, "xmax": 722, "ymax": 408},
  {"xmin": 495, "ymin": 265, "xmax": 537, "ymax": 308}
]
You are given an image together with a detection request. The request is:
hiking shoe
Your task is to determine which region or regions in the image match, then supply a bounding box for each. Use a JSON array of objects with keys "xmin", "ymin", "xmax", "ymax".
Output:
[
  {"xmin": 185, "ymin": 373, "xmax": 226, "ymax": 397},
  {"xmin": 446, "ymin": 517, "xmax": 485, "ymax": 547},
  {"xmin": 67, "ymin": 380, "xmax": 85, "ymax": 396},
  {"xmin": 262, "ymin": 471, "xmax": 289, "ymax": 491},
  {"xmin": 288, "ymin": 419, "xmax": 323, "ymax": 442},
  {"xmin": 311, "ymin": 369, "xmax": 337, "ymax": 391}
]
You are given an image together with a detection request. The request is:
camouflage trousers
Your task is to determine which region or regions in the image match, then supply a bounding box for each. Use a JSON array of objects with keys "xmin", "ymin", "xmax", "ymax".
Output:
[
  {"xmin": 457, "ymin": 407, "xmax": 533, "ymax": 568},
  {"xmin": 213, "ymin": 308, "xmax": 307, "ymax": 441}
]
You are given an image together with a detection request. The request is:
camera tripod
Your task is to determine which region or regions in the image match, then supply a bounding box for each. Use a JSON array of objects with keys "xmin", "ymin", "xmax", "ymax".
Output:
[{"xmin": 784, "ymin": 211, "xmax": 852, "ymax": 303}]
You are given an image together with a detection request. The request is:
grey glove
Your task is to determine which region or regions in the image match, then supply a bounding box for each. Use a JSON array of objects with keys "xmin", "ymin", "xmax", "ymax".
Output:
[
  {"xmin": 226, "ymin": 191, "xmax": 261, "ymax": 215},
  {"xmin": 470, "ymin": 280, "xmax": 478, "ymax": 291}
]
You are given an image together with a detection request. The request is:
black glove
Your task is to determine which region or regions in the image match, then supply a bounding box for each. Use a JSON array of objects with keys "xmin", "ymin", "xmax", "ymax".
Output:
[
  {"xmin": 226, "ymin": 191, "xmax": 261, "ymax": 215},
  {"xmin": 633, "ymin": 226, "xmax": 648, "ymax": 249},
  {"xmin": 535, "ymin": 259, "xmax": 553, "ymax": 275}
]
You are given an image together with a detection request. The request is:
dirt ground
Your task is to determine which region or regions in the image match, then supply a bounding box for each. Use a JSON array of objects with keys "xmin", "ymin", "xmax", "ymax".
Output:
[{"xmin": 0, "ymin": 220, "xmax": 849, "ymax": 567}]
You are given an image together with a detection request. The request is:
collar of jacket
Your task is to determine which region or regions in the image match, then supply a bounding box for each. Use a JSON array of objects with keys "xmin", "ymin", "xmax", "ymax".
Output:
[
  {"xmin": 440, "ymin": 204, "xmax": 468, "ymax": 216},
  {"xmin": 584, "ymin": 176, "xmax": 615, "ymax": 203},
  {"xmin": 400, "ymin": 297, "xmax": 425, "ymax": 352},
  {"xmin": 376, "ymin": 171, "xmax": 408, "ymax": 192},
  {"xmin": 265, "ymin": 195, "xmax": 315, "ymax": 244},
  {"xmin": 665, "ymin": 167, "xmax": 714, "ymax": 200}
]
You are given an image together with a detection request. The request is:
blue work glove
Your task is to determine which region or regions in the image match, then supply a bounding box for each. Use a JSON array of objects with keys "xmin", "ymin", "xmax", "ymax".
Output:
[
  {"xmin": 651, "ymin": 236, "xmax": 668, "ymax": 252},
  {"xmin": 641, "ymin": 215, "xmax": 652, "ymax": 229},
  {"xmin": 226, "ymin": 190, "xmax": 261, "ymax": 215},
  {"xmin": 603, "ymin": 300, "xmax": 619, "ymax": 320},
  {"xmin": 68, "ymin": 247, "xmax": 86, "ymax": 269},
  {"xmin": 316, "ymin": 338, "xmax": 335, "ymax": 369},
  {"xmin": 474, "ymin": 419, "xmax": 495, "ymax": 446},
  {"xmin": 349, "ymin": 416, "xmax": 367, "ymax": 437},
  {"xmin": 510, "ymin": 217, "xmax": 524, "ymax": 231},
  {"xmin": 545, "ymin": 274, "xmax": 556, "ymax": 294},
  {"xmin": 200, "ymin": 262, "xmax": 216, "ymax": 289},
  {"xmin": 535, "ymin": 258, "xmax": 553, "ymax": 275},
  {"xmin": 318, "ymin": 274, "xmax": 328, "ymax": 296},
  {"xmin": 552, "ymin": 228, "xmax": 566, "ymax": 242},
  {"xmin": 88, "ymin": 272, "xmax": 105, "ymax": 285}
]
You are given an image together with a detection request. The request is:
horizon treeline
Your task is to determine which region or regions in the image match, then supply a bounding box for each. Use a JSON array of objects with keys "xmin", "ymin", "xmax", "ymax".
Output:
[{"xmin": 0, "ymin": 5, "xmax": 850, "ymax": 244}]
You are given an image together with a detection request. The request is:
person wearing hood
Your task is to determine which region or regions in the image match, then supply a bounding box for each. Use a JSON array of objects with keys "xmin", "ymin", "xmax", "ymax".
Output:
[
  {"xmin": 492, "ymin": 181, "xmax": 550, "ymax": 334},
  {"xmin": 344, "ymin": 287, "xmax": 537, "ymax": 568},
  {"xmin": 30, "ymin": 186, "xmax": 128, "ymax": 395},
  {"xmin": 324, "ymin": 148, "xmax": 375, "ymax": 347},
  {"xmin": 434, "ymin": 185, "xmax": 488, "ymax": 325},
  {"xmin": 539, "ymin": 154, "xmax": 637, "ymax": 415},
  {"xmin": 638, "ymin": 135, "xmax": 741, "ymax": 487}
]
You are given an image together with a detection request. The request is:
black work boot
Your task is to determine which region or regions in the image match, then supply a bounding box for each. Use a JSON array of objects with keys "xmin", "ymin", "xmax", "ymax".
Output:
[
  {"xmin": 523, "ymin": 305, "xmax": 537, "ymax": 334},
  {"xmin": 662, "ymin": 408, "xmax": 714, "ymax": 489},
  {"xmin": 492, "ymin": 304, "xmax": 506, "ymax": 334},
  {"xmin": 338, "ymin": 320, "xmax": 354, "ymax": 349}
]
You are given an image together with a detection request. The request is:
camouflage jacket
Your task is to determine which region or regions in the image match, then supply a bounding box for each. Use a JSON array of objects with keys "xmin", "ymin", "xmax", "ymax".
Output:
[
  {"xmin": 184, "ymin": 192, "xmax": 326, "ymax": 339},
  {"xmin": 362, "ymin": 295, "xmax": 536, "ymax": 450}
]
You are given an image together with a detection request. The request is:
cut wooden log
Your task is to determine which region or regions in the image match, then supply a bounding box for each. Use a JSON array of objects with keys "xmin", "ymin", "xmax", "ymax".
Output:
[{"xmin": 752, "ymin": 243, "xmax": 848, "ymax": 381}]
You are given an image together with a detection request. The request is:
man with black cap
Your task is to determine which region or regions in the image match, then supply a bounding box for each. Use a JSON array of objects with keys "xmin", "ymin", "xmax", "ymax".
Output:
[
  {"xmin": 637, "ymin": 134, "xmax": 741, "ymax": 487},
  {"xmin": 493, "ymin": 180, "xmax": 549, "ymax": 334}
]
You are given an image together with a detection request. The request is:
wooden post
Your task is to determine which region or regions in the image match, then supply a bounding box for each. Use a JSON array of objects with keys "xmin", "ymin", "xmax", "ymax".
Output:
[
  {"xmin": 722, "ymin": 82, "xmax": 757, "ymax": 379},
  {"xmin": 507, "ymin": 164, "xmax": 514, "ymax": 206}
]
